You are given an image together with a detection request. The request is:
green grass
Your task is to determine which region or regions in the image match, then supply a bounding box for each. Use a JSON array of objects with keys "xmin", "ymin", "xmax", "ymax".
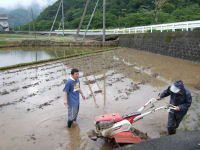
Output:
[
  {"xmin": 195, "ymin": 121, "xmax": 200, "ymax": 129},
  {"xmin": 0, "ymin": 33, "xmax": 80, "ymax": 47},
  {"xmin": 0, "ymin": 40, "xmax": 7, "ymax": 46},
  {"xmin": 182, "ymin": 114, "xmax": 189, "ymax": 122},
  {"xmin": 0, "ymin": 33, "xmax": 76, "ymax": 41},
  {"xmin": 181, "ymin": 114, "xmax": 191, "ymax": 131},
  {"xmin": 195, "ymin": 96, "xmax": 200, "ymax": 103}
]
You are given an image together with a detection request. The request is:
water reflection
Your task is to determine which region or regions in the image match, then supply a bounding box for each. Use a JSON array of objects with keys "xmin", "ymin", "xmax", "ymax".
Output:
[
  {"xmin": 0, "ymin": 50, "xmax": 53, "ymax": 67},
  {"xmin": 0, "ymin": 47, "xmax": 105, "ymax": 67}
]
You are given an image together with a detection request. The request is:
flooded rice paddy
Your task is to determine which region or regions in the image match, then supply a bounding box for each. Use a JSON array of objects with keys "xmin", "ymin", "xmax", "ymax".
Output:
[
  {"xmin": 0, "ymin": 48, "xmax": 200, "ymax": 150},
  {"xmin": 0, "ymin": 47, "xmax": 109, "ymax": 67}
]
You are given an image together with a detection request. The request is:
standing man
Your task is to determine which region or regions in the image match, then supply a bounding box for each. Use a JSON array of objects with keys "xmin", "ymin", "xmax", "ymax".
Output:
[
  {"xmin": 157, "ymin": 80, "xmax": 192, "ymax": 135},
  {"xmin": 63, "ymin": 68, "xmax": 85, "ymax": 128}
]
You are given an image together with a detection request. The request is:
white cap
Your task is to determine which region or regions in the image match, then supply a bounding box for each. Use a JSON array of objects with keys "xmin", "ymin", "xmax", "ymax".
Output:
[{"xmin": 170, "ymin": 84, "xmax": 180, "ymax": 93}]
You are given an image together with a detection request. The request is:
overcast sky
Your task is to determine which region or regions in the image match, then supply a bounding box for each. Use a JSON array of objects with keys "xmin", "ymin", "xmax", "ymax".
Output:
[{"xmin": 0, "ymin": 0, "xmax": 57, "ymax": 9}]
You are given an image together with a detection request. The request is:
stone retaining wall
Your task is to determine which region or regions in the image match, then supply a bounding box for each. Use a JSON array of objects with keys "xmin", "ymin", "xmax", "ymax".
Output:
[
  {"xmin": 118, "ymin": 31, "xmax": 200, "ymax": 62},
  {"xmin": 20, "ymin": 40, "xmax": 118, "ymax": 47}
]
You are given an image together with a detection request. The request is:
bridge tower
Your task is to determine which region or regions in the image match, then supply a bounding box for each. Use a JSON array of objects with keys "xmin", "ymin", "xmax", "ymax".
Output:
[{"xmin": 0, "ymin": 14, "xmax": 9, "ymax": 31}]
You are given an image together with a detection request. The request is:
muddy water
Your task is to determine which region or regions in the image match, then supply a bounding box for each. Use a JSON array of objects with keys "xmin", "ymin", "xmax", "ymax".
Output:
[{"xmin": 0, "ymin": 48, "xmax": 200, "ymax": 150}]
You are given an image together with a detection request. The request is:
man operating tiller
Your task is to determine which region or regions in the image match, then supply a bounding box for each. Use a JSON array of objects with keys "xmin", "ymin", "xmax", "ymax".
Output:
[{"xmin": 157, "ymin": 80, "xmax": 192, "ymax": 135}]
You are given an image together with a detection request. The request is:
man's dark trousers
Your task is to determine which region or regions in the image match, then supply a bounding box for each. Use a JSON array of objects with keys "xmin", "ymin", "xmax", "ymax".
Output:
[{"xmin": 168, "ymin": 110, "xmax": 187, "ymax": 135}]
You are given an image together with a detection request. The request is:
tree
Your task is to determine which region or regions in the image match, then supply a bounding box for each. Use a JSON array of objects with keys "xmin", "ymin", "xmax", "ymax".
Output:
[
  {"xmin": 19, "ymin": 0, "xmax": 200, "ymax": 30},
  {"xmin": 153, "ymin": 0, "xmax": 168, "ymax": 23},
  {"xmin": 162, "ymin": 2, "xmax": 175, "ymax": 13}
]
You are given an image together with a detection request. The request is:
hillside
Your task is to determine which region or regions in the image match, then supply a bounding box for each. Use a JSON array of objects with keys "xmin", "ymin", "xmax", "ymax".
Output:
[
  {"xmin": 21, "ymin": 0, "xmax": 200, "ymax": 31},
  {"xmin": 0, "ymin": 7, "xmax": 42, "ymax": 27}
]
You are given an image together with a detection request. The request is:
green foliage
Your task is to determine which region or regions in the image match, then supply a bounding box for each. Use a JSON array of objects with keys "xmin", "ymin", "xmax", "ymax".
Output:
[
  {"xmin": 162, "ymin": 2, "xmax": 176, "ymax": 13},
  {"xmin": 21, "ymin": 0, "xmax": 200, "ymax": 31},
  {"xmin": 195, "ymin": 96, "xmax": 200, "ymax": 102},
  {"xmin": 171, "ymin": 4, "xmax": 200, "ymax": 21}
]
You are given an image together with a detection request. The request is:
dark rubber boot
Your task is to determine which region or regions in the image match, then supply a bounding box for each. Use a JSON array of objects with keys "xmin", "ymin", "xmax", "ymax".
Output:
[
  {"xmin": 168, "ymin": 127, "xmax": 176, "ymax": 135},
  {"xmin": 68, "ymin": 121, "xmax": 73, "ymax": 128}
]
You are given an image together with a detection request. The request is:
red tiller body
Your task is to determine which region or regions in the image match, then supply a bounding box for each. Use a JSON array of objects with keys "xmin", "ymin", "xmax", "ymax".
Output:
[
  {"xmin": 95, "ymin": 113, "xmax": 123, "ymax": 123},
  {"xmin": 95, "ymin": 112, "xmax": 141, "ymax": 124}
]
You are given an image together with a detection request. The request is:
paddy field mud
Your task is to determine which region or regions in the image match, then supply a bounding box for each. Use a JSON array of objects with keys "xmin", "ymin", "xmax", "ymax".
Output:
[{"xmin": 0, "ymin": 48, "xmax": 200, "ymax": 150}]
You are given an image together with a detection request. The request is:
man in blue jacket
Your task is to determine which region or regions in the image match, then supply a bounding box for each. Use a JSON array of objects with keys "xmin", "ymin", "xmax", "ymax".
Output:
[
  {"xmin": 63, "ymin": 68, "xmax": 85, "ymax": 128},
  {"xmin": 157, "ymin": 80, "xmax": 192, "ymax": 135}
]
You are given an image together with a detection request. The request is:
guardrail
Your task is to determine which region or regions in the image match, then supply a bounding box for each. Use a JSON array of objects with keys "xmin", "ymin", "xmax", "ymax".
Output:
[{"xmin": 55, "ymin": 20, "xmax": 200, "ymax": 34}]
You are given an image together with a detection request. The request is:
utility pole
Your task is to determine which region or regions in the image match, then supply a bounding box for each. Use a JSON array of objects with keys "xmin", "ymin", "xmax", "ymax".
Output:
[
  {"xmin": 31, "ymin": 8, "xmax": 36, "ymax": 40},
  {"xmin": 83, "ymin": 0, "xmax": 100, "ymax": 40},
  {"xmin": 76, "ymin": 0, "xmax": 91, "ymax": 41},
  {"xmin": 29, "ymin": 23, "xmax": 30, "ymax": 34},
  {"xmin": 49, "ymin": 0, "xmax": 62, "ymax": 36},
  {"xmin": 61, "ymin": 0, "xmax": 64, "ymax": 36},
  {"xmin": 103, "ymin": 0, "xmax": 106, "ymax": 43}
]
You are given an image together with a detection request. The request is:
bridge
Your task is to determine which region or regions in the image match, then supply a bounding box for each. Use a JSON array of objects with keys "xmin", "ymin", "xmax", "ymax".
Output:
[{"xmin": 0, "ymin": 14, "xmax": 9, "ymax": 31}]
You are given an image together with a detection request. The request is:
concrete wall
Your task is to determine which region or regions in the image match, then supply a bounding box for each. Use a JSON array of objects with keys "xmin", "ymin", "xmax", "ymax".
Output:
[{"xmin": 118, "ymin": 31, "xmax": 200, "ymax": 62}]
